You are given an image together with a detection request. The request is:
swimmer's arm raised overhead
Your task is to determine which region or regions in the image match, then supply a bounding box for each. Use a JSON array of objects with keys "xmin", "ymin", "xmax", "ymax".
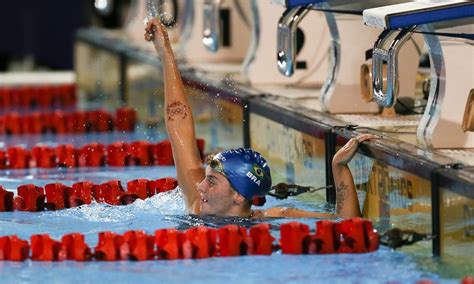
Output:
[{"xmin": 145, "ymin": 19, "xmax": 204, "ymax": 214}]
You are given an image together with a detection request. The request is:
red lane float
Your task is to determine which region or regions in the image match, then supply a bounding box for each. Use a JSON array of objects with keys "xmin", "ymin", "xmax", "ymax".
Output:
[
  {"xmin": 50, "ymin": 111, "xmax": 67, "ymax": 134},
  {"xmin": 335, "ymin": 218, "xmax": 379, "ymax": 253},
  {"xmin": 107, "ymin": 142, "xmax": 131, "ymax": 167},
  {"xmin": 99, "ymin": 180, "xmax": 125, "ymax": 205},
  {"xmin": 56, "ymin": 144, "xmax": 78, "ymax": 168},
  {"xmin": 45, "ymin": 183, "xmax": 71, "ymax": 210},
  {"xmin": 70, "ymin": 181, "xmax": 94, "ymax": 206},
  {"xmin": 0, "ymin": 88, "xmax": 10, "ymax": 107},
  {"xmin": 0, "ymin": 150, "xmax": 6, "ymax": 169},
  {"xmin": 68, "ymin": 111, "xmax": 87, "ymax": 133},
  {"xmin": 0, "ymin": 177, "xmax": 178, "ymax": 212},
  {"xmin": 31, "ymin": 234, "xmax": 62, "ymax": 261},
  {"xmin": 7, "ymin": 146, "xmax": 31, "ymax": 169},
  {"xmin": 153, "ymin": 138, "xmax": 205, "ymax": 166},
  {"xmin": 32, "ymin": 145, "xmax": 57, "ymax": 168},
  {"xmin": 94, "ymin": 232, "xmax": 124, "ymax": 261},
  {"xmin": 154, "ymin": 140, "xmax": 174, "ymax": 166},
  {"xmin": 154, "ymin": 177, "xmax": 179, "ymax": 194},
  {"xmin": 280, "ymin": 220, "xmax": 379, "ymax": 255},
  {"xmin": 0, "ymin": 108, "xmax": 136, "ymax": 135},
  {"xmin": 249, "ymin": 223, "xmax": 274, "ymax": 255},
  {"xmin": 155, "ymin": 228, "xmax": 186, "ymax": 260},
  {"xmin": 24, "ymin": 112, "xmax": 44, "ymax": 134},
  {"xmin": 311, "ymin": 220, "xmax": 336, "ymax": 254},
  {"xmin": 0, "ymin": 219, "xmax": 381, "ymax": 262},
  {"xmin": 280, "ymin": 222, "xmax": 311, "ymax": 254},
  {"xmin": 116, "ymin": 107, "xmax": 137, "ymax": 132},
  {"xmin": 0, "ymin": 84, "xmax": 76, "ymax": 109},
  {"xmin": 78, "ymin": 143, "xmax": 106, "ymax": 167},
  {"xmin": 0, "ymin": 235, "xmax": 30, "ymax": 261},
  {"xmin": 130, "ymin": 141, "xmax": 153, "ymax": 166},
  {"xmin": 218, "ymin": 225, "xmax": 249, "ymax": 257},
  {"xmin": 121, "ymin": 230, "xmax": 155, "ymax": 261},
  {"xmin": 61, "ymin": 233, "xmax": 92, "ymax": 261},
  {"xmin": 184, "ymin": 227, "xmax": 218, "ymax": 259},
  {"xmin": 0, "ymin": 138, "xmax": 205, "ymax": 169},
  {"xmin": 0, "ymin": 186, "xmax": 13, "ymax": 212},
  {"xmin": 0, "ymin": 117, "xmax": 4, "ymax": 135},
  {"xmin": 127, "ymin": 179, "xmax": 155, "ymax": 200},
  {"xmin": 88, "ymin": 110, "xmax": 114, "ymax": 132},
  {"xmin": 4, "ymin": 113, "xmax": 22, "ymax": 135},
  {"xmin": 16, "ymin": 184, "xmax": 45, "ymax": 212}
]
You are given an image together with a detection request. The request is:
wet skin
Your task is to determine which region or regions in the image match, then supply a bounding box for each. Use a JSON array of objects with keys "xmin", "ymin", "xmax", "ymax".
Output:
[{"xmin": 197, "ymin": 166, "xmax": 246, "ymax": 217}]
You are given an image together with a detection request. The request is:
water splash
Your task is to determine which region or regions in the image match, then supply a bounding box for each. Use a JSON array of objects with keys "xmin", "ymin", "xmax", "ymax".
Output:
[
  {"xmin": 133, "ymin": 186, "xmax": 186, "ymax": 214},
  {"xmin": 66, "ymin": 202, "xmax": 137, "ymax": 223},
  {"xmin": 145, "ymin": 0, "xmax": 159, "ymax": 21},
  {"xmin": 144, "ymin": 0, "xmax": 175, "ymax": 26},
  {"xmin": 49, "ymin": 187, "xmax": 186, "ymax": 223}
]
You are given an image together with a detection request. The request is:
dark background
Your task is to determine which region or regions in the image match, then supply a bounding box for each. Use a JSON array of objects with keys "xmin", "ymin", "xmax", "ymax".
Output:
[{"xmin": 0, "ymin": 0, "xmax": 130, "ymax": 71}]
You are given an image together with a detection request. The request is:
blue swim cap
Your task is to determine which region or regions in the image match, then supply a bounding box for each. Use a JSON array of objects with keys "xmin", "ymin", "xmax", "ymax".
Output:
[{"xmin": 207, "ymin": 148, "xmax": 272, "ymax": 200}]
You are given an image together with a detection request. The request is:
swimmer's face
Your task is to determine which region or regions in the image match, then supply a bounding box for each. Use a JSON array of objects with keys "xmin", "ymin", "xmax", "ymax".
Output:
[{"xmin": 197, "ymin": 166, "xmax": 240, "ymax": 216}]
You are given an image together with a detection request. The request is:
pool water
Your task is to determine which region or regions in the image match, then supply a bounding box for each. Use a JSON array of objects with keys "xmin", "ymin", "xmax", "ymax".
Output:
[{"xmin": 0, "ymin": 162, "xmax": 458, "ymax": 283}]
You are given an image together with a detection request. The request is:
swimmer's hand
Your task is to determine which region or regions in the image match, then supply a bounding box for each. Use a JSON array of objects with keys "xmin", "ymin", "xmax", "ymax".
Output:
[
  {"xmin": 332, "ymin": 134, "xmax": 379, "ymax": 165},
  {"xmin": 144, "ymin": 18, "xmax": 170, "ymax": 53}
]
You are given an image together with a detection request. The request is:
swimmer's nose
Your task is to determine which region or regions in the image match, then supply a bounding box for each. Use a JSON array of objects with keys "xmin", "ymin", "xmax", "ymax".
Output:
[{"xmin": 197, "ymin": 179, "xmax": 206, "ymax": 193}]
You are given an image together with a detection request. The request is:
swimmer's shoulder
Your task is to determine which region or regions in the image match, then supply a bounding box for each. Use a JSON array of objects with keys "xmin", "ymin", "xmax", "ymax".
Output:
[{"xmin": 252, "ymin": 207, "xmax": 335, "ymax": 219}]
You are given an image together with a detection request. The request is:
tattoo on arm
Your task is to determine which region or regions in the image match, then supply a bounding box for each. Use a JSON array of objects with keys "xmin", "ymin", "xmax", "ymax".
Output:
[
  {"xmin": 336, "ymin": 181, "xmax": 348, "ymax": 214},
  {"xmin": 167, "ymin": 101, "xmax": 188, "ymax": 121}
]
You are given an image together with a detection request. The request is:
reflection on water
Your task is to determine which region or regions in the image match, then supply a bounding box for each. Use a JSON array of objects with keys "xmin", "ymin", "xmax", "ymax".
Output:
[{"xmin": 166, "ymin": 214, "xmax": 284, "ymax": 231}]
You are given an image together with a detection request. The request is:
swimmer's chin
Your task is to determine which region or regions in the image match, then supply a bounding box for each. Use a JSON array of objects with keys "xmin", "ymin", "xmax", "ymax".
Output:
[{"xmin": 198, "ymin": 203, "xmax": 212, "ymax": 215}]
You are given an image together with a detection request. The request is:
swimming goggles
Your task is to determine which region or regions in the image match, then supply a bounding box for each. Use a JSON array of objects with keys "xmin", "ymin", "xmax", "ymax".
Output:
[{"xmin": 206, "ymin": 155, "xmax": 226, "ymax": 177}]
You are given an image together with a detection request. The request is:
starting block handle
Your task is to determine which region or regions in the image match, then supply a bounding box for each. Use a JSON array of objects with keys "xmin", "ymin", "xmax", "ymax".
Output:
[
  {"xmin": 277, "ymin": 5, "xmax": 312, "ymax": 77},
  {"xmin": 365, "ymin": 1, "xmax": 472, "ymax": 108},
  {"xmin": 202, "ymin": 0, "xmax": 221, "ymax": 53},
  {"xmin": 372, "ymin": 26, "xmax": 415, "ymax": 108}
]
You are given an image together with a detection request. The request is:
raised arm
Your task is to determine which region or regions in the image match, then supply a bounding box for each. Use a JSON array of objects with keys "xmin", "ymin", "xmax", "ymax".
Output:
[
  {"xmin": 332, "ymin": 134, "xmax": 378, "ymax": 219},
  {"xmin": 145, "ymin": 18, "xmax": 204, "ymax": 214}
]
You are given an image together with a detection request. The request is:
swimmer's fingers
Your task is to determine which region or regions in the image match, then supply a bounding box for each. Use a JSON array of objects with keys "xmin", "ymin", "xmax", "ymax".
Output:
[
  {"xmin": 355, "ymin": 133, "xmax": 380, "ymax": 143},
  {"xmin": 144, "ymin": 20, "xmax": 155, "ymax": 42},
  {"xmin": 146, "ymin": 19, "xmax": 156, "ymax": 29},
  {"xmin": 145, "ymin": 18, "xmax": 169, "ymax": 46},
  {"xmin": 145, "ymin": 18, "xmax": 160, "ymax": 31},
  {"xmin": 144, "ymin": 31, "xmax": 154, "ymax": 42},
  {"xmin": 144, "ymin": 19, "xmax": 160, "ymax": 38},
  {"xmin": 147, "ymin": 18, "xmax": 166, "ymax": 34},
  {"xmin": 333, "ymin": 134, "xmax": 380, "ymax": 165},
  {"xmin": 333, "ymin": 139, "xmax": 359, "ymax": 165}
]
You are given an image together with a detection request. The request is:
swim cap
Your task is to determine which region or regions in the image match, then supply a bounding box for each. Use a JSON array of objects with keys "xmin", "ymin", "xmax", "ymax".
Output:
[{"xmin": 207, "ymin": 148, "xmax": 272, "ymax": 200}]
